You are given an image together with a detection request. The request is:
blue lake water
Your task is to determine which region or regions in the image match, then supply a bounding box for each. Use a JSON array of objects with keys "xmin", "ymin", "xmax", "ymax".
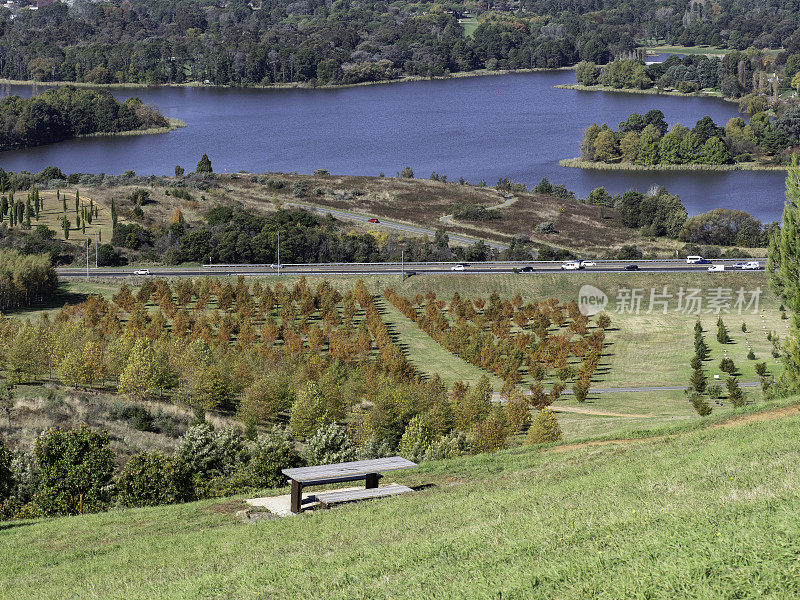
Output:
[{"xmin": 0, "ymin": 70, "xmax": 787, "ymax": 221}]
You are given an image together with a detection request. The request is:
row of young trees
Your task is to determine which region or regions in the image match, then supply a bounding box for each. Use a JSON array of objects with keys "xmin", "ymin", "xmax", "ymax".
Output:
[
  {"xmin": 384, "ymin": 288, "xmax": 608, "ymax": 403},
  {"xmin": 581, "ymin": 111, "xmax": 800, "ymax": 167}
]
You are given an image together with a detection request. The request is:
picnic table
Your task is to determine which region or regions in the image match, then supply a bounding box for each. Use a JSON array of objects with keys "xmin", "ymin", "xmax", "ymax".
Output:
[{"xmin": 282, "ymin": 456, "xmax": 417, "ymax": 513}]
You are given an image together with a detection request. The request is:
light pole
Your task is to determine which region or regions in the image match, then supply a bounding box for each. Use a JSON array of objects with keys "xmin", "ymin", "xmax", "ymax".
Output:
[{"xmin": 276, "ymin": 230, "xmax": 281, "ymax": 276}]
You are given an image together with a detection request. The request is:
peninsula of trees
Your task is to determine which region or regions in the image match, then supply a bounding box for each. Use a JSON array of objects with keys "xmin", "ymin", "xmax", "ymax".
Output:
[
  {"xmin": 0, "ymin": 87, "xmax": 171, "ymax": 151},
  {"xmin": 576, "ymin": 110, "xmax": 800, "ymax": 169}
]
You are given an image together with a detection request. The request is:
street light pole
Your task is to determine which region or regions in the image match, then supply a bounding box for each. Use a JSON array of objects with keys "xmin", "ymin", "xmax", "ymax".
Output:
[
  {"xmin": 401, "ymin": 248, "xmax": 404, "ymax": 280},
  {"xmin": 85, "ymin": 239, "xmax": 89, "ymax": 280},
  {"xmin": 277, "ymin": 230, "xmax": 281, "ymax": 276}
]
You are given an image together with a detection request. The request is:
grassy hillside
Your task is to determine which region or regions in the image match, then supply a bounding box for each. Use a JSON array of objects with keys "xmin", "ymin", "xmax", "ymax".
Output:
[
  {"xmin": 3, "ymin": 401, "xmax": 800, "ymax": 599},
  {"xmin": 54, "ymin": 172, "xmax": 695, "ymax": 257}
]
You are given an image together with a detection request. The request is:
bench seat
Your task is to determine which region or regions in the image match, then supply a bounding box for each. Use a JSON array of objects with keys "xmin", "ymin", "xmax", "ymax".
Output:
[{"xmin": 315, "ymin": 485, "xmax": 413, "ymax": 507}]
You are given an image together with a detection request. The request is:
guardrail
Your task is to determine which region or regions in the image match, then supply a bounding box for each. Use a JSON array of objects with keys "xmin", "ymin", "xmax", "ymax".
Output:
[{"xmin": 199, "ymin": 258, "xmax": 763, "ymax": 268}]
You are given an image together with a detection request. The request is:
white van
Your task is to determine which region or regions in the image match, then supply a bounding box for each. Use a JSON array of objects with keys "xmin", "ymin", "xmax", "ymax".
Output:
[
  {"xmin": 561, "ymin": 261, "xmax": 583, "ymax": 270},
  {"xmin": 686, "ymin": 256, "xmax": 703, "ymax": 264},
  {"xmin": 742, "ymin": 261, "xmax": 761, "ymax": 270},
  {"xmin": 707, "ymin": 264, "xmax": 725, "ymax": 272}
]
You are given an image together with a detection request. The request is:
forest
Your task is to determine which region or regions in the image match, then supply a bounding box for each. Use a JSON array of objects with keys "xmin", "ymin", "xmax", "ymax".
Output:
[
  {"xmin": 0, "ymin": 87, "xmax": 169, "ymax": 150},
  {"xmin": 5, "ymin": 0, "xmax": 800, "ymax": 86}
]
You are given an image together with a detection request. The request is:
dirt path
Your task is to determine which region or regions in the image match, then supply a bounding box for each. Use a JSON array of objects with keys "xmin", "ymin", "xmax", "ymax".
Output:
[{"xmin": 546, "ymin": 403, "xmax": 800, "ymax": 454}]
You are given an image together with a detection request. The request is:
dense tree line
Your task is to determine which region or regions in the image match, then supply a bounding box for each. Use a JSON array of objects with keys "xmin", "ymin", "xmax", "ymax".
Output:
[
  {"xmin": 6, "ymin": 0, "xmax": 800, "ymax": 87},
  {"xmin": 577, "ymin": 51, "xmax": 800, "ymax": 101},
  {"xmin": 0, "ymin": 248, "xmax": 57, "ymax": 309},
  {"xmin": 0, "ymin": 87, "xmax": 168, "ymax": 150},
  {"xmin": 581, "ymin": 110, "xmax": 800, "ymax": 167}
]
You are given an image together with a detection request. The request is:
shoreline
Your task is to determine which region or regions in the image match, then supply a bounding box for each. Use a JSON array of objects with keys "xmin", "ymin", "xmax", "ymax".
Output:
[
  {"xmin": 560, "ymin": 158, "xmax": 788, "ymax": 172},
  {"xmin": 0, "ymin": 67, "xmax": 574, "ymax": 92},
  {"xmin": 79, "ymin": 118, "xmax": 186, "ymax": 139},
  {"xmin": 0, "ymin": 118, "xmax": 186, "ymax": 152},
  {"xmin": 555, "ymin": 83, "xmax": 739, "ymax": 105}
]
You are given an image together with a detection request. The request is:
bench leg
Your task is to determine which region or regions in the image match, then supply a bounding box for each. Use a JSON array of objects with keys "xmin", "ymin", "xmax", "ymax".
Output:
[
  {"xmin": 290, "ymin": 480, "xmax": 302, "ymax": 513},
  {"xmin": 365, "ymin": 473, "xmax": 380, "ymax": 489}
]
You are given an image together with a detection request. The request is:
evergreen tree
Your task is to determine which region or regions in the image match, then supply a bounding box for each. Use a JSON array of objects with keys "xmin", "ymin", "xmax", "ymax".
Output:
[
  {"xmin": 111, "ymin": 198, "xmax": 118, "ymax": 229},
  {"xmin": 196, "ymin": 153, "xmax": 213, "ymax": 173},
  {"xmin": 767, "ymin": 155, "xmax": 800, "ymax": 394}
]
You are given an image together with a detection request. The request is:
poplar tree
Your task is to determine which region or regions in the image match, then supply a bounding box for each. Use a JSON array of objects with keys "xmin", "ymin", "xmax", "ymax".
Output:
[
  {"xmin": 111, "ymin": 198, "xmax": 117, "ymax": 229},
  {"xmin": 768, "ymin": 155, "xmax": 800, "ymax": 394}
]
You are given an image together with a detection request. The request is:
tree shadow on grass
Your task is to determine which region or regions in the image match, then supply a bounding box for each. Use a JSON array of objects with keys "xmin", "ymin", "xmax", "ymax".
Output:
[{"xmin": 3, "ymin": 286, "xmax": 90, "ymax": 317}]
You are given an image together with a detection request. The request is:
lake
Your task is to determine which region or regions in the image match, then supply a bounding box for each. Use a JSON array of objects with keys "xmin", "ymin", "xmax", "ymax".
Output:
[{"xmin": 0, "ymin": 70, "xmax": 788, "ymax": 221}]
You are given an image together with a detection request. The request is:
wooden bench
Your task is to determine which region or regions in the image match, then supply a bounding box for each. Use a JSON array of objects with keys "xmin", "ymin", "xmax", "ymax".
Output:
[{"xmin": 282, "ymin": 456, "xmax": 417, "ymax": 513}]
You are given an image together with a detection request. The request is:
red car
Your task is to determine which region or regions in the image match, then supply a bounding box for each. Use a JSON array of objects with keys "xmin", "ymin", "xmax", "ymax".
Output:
[{"xmin": 368, "ymin": 218, "xmax": 380, "ymax": 223}]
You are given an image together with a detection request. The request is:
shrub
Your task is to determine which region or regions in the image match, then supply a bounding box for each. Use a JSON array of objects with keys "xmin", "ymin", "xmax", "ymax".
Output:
[
  {"xmin": 356, "ymin": 436, "xmax": 396, "ymax": 460},
  {"xmin": 503, "ymin": 390, "xmax": 531, "ymax": 433},
  {"xmin": 755, "ymin": 362, "xmax": 768, "ymax": 377},
  {"xmin": 292, "ymin": 180, "xmax": 309, "ymax": 197},
  {"xmin": 572, "ymin": 381, "xmax": 590, "ymax": 402},
  {"xmin": 690, "ymin": 394, "xmax": 713, "ymax": 416},
  {"xmin": 422, "ymin": 431, "xmax": 473, "ymax": 461},
  {"xmin": 34, "ymin": 425, "xmax": 116, "ymax": 515},
  {"xmin": 747, "ymin": 350, "xmax": 756, "ymax": 360},
  {"xmin": 534, "ymin": 221, "xmax": 556, "ymax": 234},
  {"xmin": 117, "ymin": 452, "xmax": 193, "ymax": 507},
  {"xmin": 524, "ymin": 409, "xmax": 562, "ymax": 445},
  {"xmin": 174, "ymin": 424, "xmax": 249, "ymax": 480},
  {"xmin": 0, "ymin": 438, "xmax": 12, "ymax": 501},
  {"xmin": 719, "ymin": 357, "xmax": 737, "ymax": 374},
  {"xmin": 397, "ymin": 416, "xmax": 434, "ymax": 462},
  {"xmin": 304, "ymin": 423, "xmax": 356, "ymax": 465},
  {"xmin": 726, "ymin": 377, "xmax": 746, "ymax": 407},
  {"xmin": 689, "ymin": 368, "xmax": 707, "ymax": 393},
  {"xmin": 471, "ymin": 409, "xmax": 508, "ymax": 453},
  {"xmin": 707, "ymin": 384, "xmax": 723, "ymax": 399},
  {"xmin": 265, "ymin": 178, "xmax": 285, "ymax": 189},
  {"xmin": 399, "ymin": 166, "xmax": 414, "ymax": 178},
  {"xmin": 249, "ymin": 432, "xmax": 303, "ymax": 489}
]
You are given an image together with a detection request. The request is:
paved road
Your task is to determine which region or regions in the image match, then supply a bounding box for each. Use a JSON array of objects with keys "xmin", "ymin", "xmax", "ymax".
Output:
[{"xmin": 56, "ymin": 259, "xmax": 764, "ymax": 279}]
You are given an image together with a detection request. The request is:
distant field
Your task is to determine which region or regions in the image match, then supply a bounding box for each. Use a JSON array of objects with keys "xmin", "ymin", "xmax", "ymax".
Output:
[
  {"xmin": 645, "ymin": 44, "xmax": 730, "ymax": 56},
  {"xmin": 4, "ymin": 401, "xmax": 800, "ymax": 599},
  {"xmin": 26, "ymin": 189, "xmax": 114, "ymax": 246},
  {"xmin": 459, "ymin": 17, "xmax": 478, "ymax": 37}
]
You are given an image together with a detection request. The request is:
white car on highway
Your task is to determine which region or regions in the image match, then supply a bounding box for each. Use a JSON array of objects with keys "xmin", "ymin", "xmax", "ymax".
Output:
[
  {"xmin": 561, "ymin": 261, "xmax": 583, "ymax": 270},
  {"xmin": 707, "ymin": 264, "xmax": 725, "ymax": 272},
  {"xmin": 133, "ymin": 269, "xmax": 150, "ymax": 276},
  {"xmin": 579, "ymin": 260, "xmax": 596, "ymax": 267},
  {"xmin": 451, "ymin": 264, "xmax": 466, "ymax": 271},
  {"xmin": 742, "ymin": 261, "xmax": 761, "ymax": 270}
]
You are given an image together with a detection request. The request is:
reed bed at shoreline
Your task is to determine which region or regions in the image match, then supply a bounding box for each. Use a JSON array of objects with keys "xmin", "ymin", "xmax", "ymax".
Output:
[{"xmin": 560, "ymin": 157, "xmax": 788, "ymax": 172}]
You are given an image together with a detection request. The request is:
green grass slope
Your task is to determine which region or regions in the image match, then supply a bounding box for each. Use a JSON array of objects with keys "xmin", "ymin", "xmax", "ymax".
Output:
[{"xmin": 4, "ymin": 403, "xmax": 800, "ymax": 599}]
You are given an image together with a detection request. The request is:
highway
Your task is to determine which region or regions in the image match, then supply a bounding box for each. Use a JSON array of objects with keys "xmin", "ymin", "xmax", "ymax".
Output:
[{"xmin": 56, "ymin": 259, "xmax": 765, "ymax": 279}]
